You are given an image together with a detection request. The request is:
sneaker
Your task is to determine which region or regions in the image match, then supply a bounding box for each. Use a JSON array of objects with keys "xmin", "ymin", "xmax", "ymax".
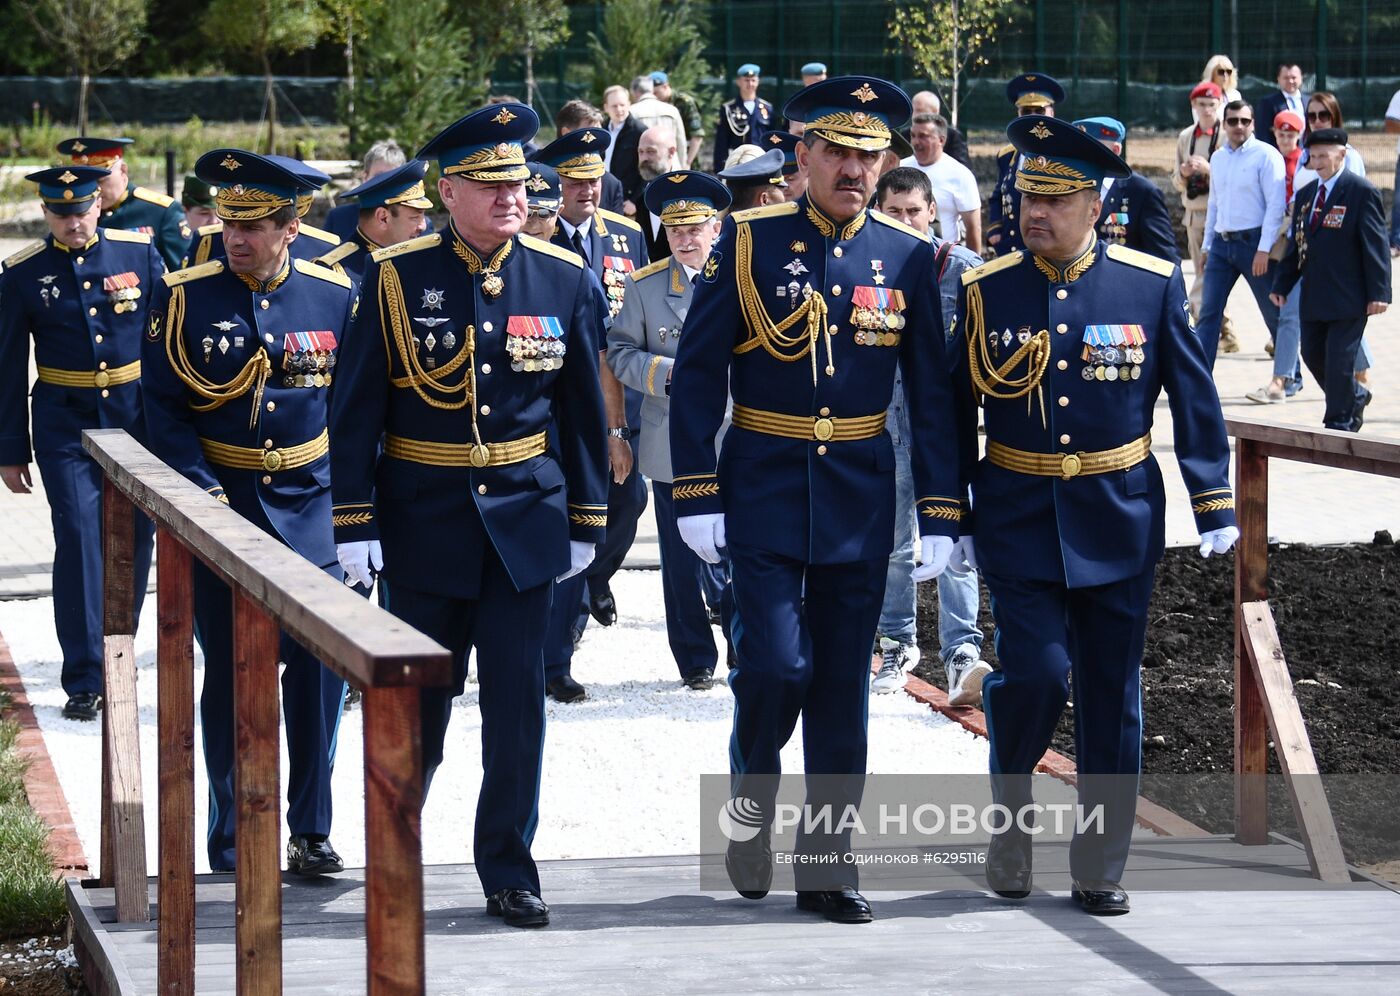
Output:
[
  {"xmin": 1219, "ymin": 328, "xmax": 1241, "ymax": 354},
  {"xmin": 1245, "ymin": 383, "xmax": 1287, "ymax": 404},
  {"xmin": 945, "ymin": 645, "xmax": 993, "ymax": 708},
  {"xmin": 872, "ymin": 638, "xmax": 918, "ymax": 694}
]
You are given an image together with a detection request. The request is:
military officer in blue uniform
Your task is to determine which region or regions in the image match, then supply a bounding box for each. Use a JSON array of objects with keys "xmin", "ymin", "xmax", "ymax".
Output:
[
  {"xmin": 985, "ymin": 74, "xmax": 1064, "ymax": 259},
  {"xmin": 0, "ymin": 166, "xmax": 159, "ymax": 721},
  {"xmin": 1074, "ymin": 117, "xmax": 1180, "ymax": 263},
  {"xmin": 949, "ymin": 116, "xmax": 1238, "ymax": 916},
  {"xmin": 142, "ymin": 149, "xmax": 353, "ymax": 876},
  {"xmin": 183, "ymin": 156, "xmax": 342, "ymax": 268},
  {"xmin": 607, "ymin": 171, "xmax": 731, "ymax": 689},
  {"xmin": 671, "ymin": 77, "xmax": 962, "ymax": 923},
  {"xmin": 330, "ymin": 104, "xmax": 609, "ymax": 928},
  {"xmin": 532, "ymin": 127, "xmax": 649, "ymax": 703},
  {"xmin": 312, "ymin": 160, "xmax": 433, "ymax": 284},
  {"xmin": 58, "ymin": 137, "xmax": 190, "ymax": 272},
  {"xmin": 713, "ymin": 64, "xmax": 779, "ymax": 172}
]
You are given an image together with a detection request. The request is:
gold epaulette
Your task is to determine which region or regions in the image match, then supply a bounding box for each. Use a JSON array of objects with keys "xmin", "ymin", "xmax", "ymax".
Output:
[
  {"xmin": 519, "ymin": 233, "xmax": 583, "ymax": 268},
  {"xmin": 294, "ymin": 258, "xmax": 352, "ymax": 288},
  {"xmin": 731, "ymin": 201, "xmax": 800, "ymax": 223},
  {"xmin": 315, "ymin": 241, "xmax": 360, "ymax": 268},
  {"xmin": 3, "ymin": 241, "xmax": 45, "ymax": 268},
  {"xmin": 631, "ymin": 257, "xmax": 670, "ymax": 280},
  {"xmin": 197, "ymin": 222, "xmax": 223, "ymax": 236},
  {"xmin": 961, "ymin": 250, "xmax": 1023, "ymax": 285},
  {"xmin": 103, "ymin": 228, "xmax": 152, "ymax": 244},
  {"xmin": 1106, "ymin": 243, "xmax": 1177, "ymax": 278},
  {"xmin": 162, "ymin": 260, "xmax": 224, "ymax": 287},
  {"xmin": 132, "ymin": 186, "xmax": 176, "ymax": 208},
  {"xmin": 298, "ymin": 222, "xmax": 340, "ymax": 246},
  {"xmin": 871, "ymin": 211, "xmax": 931, "ymax": 243},
  {"xmin": 998, "ymin": 143, "xmax": 1016, "ymax": 159},
  {"xmin": 371, "ymin": 232, "xmax": 440, "ymax": 263},
  {"xmin": 598, "ymin": 208, "xmax": 642, "ymax": 232}
]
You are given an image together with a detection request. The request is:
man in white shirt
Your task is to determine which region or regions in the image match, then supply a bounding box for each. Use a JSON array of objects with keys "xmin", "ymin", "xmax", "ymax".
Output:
[
  {"xmin": 900, "ymin": 113, "xmax": 981, "ymax": 253},
  {"xmin": 1256, "ymin": 63, "xmax": 1307, "ymax": 150},
  {"xmin": 1385, "ymin": 87, "xmax": 1400, "ymax": 255},
  {"xmin": 1196, "ymin": 99, "xmax": 1287, "ymax": 367},
  {"xmin": 628, "ymin": 75, "xmax": 687, "ymax": 171}
]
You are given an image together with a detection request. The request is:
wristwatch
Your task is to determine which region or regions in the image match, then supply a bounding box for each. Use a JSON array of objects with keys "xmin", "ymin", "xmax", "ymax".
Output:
[{"xmin": 607, "ymin": 426, "xmax": 633, "ymax": 440}]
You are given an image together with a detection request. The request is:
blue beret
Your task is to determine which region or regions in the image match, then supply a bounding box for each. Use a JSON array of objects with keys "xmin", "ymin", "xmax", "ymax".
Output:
[
  {"xmin": 736, "ymin": 64, "xmax": 761, "ymax": 77},
  {"xmin": 340, "ymin": 160, "xmax": 433, "ymax": 211},
  {"xmin": 644, "ymin": 170, "xmax": 731, "ymax": 225},
  {"xmin": 783, "ymin": 76, "xmax": 911, "ymax": 152},
  {"xmin": 1007, "ymin": 72, "xmax": 1066, "ymax": 109},
  {"xmin": 195, "ymin": 148, "xmax": 319, "ymax": 221},
  {"xmin": 651, "ymin": 71, "xmax": 669, "ymax": 85},
  {"xmin": 1074, "ymin": 116, "xmax": 1127, "ymax": 143},
  {"xmin": 801, "ymin": 62, "xmax": 827, "ymax": 76},
  {"xmin": 1007, "ymin": 115, "xmax": 1129, "ymax": 195},
  {"xmin": 28, "ymin": 165, "xmax": 108, "ymax": 215},
  {"xmin": 417, "ymin": 103, "xmax": 539, "ymax": 182}
]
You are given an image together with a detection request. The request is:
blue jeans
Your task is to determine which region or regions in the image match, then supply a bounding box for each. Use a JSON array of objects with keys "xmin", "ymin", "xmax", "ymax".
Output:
[
  {"xmin": 1197, "ymin": 233, "xmax": 1280, "ymax": 368},
  {"xmin": 1272, "ymin": 282, "xmax": 1304, "ymax": 392},
  {"xmin": 938, "ymin": 559, "xmax": 983, "ymax": 662},
  {"xmin": 1391, "ymin": 154, "xmax": 1400, "ymax": 248}
]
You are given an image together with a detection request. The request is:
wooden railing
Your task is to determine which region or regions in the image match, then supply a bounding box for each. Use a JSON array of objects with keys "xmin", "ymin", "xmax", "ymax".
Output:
[
  {"xmin": 1228, "ymin": 416, "xmax": 1400, "ymax": 883},
  {"xmin": 83, "ymin": 429, "xmax": 452, "ymax": 995}
]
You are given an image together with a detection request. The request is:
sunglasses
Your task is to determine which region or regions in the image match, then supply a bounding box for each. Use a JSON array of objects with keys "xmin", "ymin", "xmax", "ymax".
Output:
[
  {"xmin": 526, "ymin": 206, "xmax": 557, "ymax": 218},
  {"xmin": 1225, "ymin": 116, "xmax": 1252, "ymax": 126},
  {"xmin": 1215, "ymin": 68, "xmax": 1236, "ymax": 75},
  {"xmin": 1307, "ymin": 110, "xmax": 1332, "ymax": 121}
]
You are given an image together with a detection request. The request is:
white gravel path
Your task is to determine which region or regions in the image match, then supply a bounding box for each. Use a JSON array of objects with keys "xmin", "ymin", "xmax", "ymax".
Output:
[{"xmin": 0, "ymin": 569, "xmax": 990, "ymax": 876}]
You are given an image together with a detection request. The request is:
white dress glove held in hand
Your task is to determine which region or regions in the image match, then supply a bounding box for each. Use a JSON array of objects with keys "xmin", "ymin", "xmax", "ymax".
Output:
[
  {"xmin": 556, "ymin": 540, "xmax": 596, "ymax": 582},
  {"xmin": 337, "ymin": 540, "xmax": 383, "ymax": 588},
  {"xmin": 911, "ymin": 535, "xmax": 954, "ymax": 581},
  {"xmin": 1198, "ymin": 525, "xmax": 1239, "ymax": 558},
  {"xmin": 678, "ymin": 513, "xmax": 726, "ymax": 564}
]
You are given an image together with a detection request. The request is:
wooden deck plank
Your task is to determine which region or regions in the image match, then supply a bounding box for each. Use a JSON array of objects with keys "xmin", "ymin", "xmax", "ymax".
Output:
[{"xmin": 73, "ymin": 841, "xmax": 1400, "ymax": 995}]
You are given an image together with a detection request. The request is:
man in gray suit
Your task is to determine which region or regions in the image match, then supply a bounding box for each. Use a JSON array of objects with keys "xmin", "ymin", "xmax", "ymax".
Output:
[{"xmin": 607, "ymin": 171, "xmax": 732, "ymax": 689}]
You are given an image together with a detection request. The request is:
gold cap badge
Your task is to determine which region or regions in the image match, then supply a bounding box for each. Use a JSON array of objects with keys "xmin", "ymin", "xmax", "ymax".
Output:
[{"xmin": 851, "ymin": 83, "xmax": 878, "ymax": 104}]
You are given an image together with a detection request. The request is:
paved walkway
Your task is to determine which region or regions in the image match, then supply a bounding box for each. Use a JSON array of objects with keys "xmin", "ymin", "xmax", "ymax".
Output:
[{"xmin": 0, "ymin": 237, "xmax": 1394, "ymax": 597}]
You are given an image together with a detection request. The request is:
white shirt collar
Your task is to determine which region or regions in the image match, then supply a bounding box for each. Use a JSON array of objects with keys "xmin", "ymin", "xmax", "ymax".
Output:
[{"xmin": 680, "ymin": 262, "xmax": 700, "ymax": 283}]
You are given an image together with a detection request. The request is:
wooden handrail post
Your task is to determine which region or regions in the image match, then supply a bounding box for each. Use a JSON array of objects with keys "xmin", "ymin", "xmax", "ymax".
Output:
[
  {"xmin": 363, "ymin": 686, "xmax": 426, "ymax": 995},
  {"xmin": 1234, "ymin": 437, "xmax": 1269, "ymax": 844},
  {"xmin": 233, "ymin": 591, "xmax": 283, "ymax": 996},
  {"xmin": 156, "ymin": 529, "xmax": 196, "ymax": 994},
  {"xmin": 101, "ymin": 477, "xmax": 149, "ymax": 921}
]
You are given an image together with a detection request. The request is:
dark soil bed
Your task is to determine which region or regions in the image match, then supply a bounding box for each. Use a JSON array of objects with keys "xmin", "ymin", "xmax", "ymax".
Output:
[{"xmin": 913, "ymin": 538, "xmax": 1400, "ymax": 865}]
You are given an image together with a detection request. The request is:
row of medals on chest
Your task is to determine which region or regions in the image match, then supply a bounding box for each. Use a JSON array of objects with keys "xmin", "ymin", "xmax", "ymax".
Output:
[
  {"xmin": 197, "ymin": 329, "xmax": 336, "ymax": 388},
  {"xmin": 415, "ymin": 282, "xmax": 566, "ymax": 374},
  {"xmin": 778, "ymin": 258, "xmax": 906, "ymax": 347}
]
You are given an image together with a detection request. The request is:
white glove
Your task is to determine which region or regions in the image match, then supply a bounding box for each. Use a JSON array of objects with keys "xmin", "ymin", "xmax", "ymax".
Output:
[
  {"xmin": 1198, "ymin": 525, "xmax": 1240, "ymax": 558},
  {"xmin": 678, "ymin": 513, "xmax": 726, "ymax": 564},
  {"xmin": 911, "ymin": 535, "xmax": 954, "ymax": 582},
  {"xmin": 337, "ymin": 540, "xmax": 383, "ymax": 588},
  {"xmin": 556, "ymin": 540, "xmax": 596, "ymax": 582},
  {"xmin": 951, "ymin": 535, "xmax": 979, "ymax": 573}
]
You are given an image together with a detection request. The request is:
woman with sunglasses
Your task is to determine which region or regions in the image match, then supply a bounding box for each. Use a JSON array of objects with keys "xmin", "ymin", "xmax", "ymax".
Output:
[
  {"xmin": 1201, "ymin": 56, "xmax": 1242, "ymax": 102},
  {"xmin": 1301, "ymin": 92, "xmax": 1367, "ymax": 177}
]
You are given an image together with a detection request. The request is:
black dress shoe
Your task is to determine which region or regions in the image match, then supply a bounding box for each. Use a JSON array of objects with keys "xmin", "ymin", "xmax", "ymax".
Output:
[
  {"xmin": 486, "ymin": 888, "xmax": 550, "ymax": 927},
  {"xmin": 588, "ymin": 587, "xmax": 617, "ymax": 627},
  {"xmin": 286, "ymin": 836, "xmax": 344, "ymax": 876},
  {"xmin": 683, "ymin": 670, "xmax": 715, "ymax": 690},
  {"xmin": 62, "ymin": 692, "xmax": 102, "ymax": 722},
  {"xmin": 797, "ymin": 887, "xmax": 874, "ymax": 924},
  {"xmin": 546, "ymin": 674, "xmax": 587, "ymax": 703},
  {"xmin": 725, "ymin": 828, "xmax": 772, "ymax": 900},
  {"xmin": 1072, "ymin": 880, "xmax": 1130, "ymax": 916},
  {"xmin": 707, "ymin": 607, "xmax": 723, "ymax": 628},
  {"xmin": 1353, "ymin": 388, "xmax": 1374, "ymax": 431},
  {"xmin": 985, "ymin": 828, "xmax": 1033, "ymax": 898}
]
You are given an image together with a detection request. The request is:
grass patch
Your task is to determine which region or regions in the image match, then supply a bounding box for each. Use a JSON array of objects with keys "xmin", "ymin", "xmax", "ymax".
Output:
[{"xmin": 0, "ymin": 692, "xmax": 67, "ymax": 938}]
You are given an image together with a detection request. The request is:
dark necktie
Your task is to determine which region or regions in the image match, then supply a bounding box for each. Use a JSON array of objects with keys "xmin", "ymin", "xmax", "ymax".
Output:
[
  {"xmin": 572, "ymin": 227, "xmax": 589, "ymax": 265},
  {"xmin": 1309, "ymin": 185, "xmax": 1327, "ymax": 230}
]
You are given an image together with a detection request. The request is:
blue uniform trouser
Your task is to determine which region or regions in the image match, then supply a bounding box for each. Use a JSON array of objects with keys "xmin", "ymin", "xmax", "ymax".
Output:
[
  {"xmin": 1300, "ymin": 316, "xmax": 1370, "ymax": 431},
  {"xmin": 194, "ymin": 555, "xmax": 346, "ymax": 871},
  {"xmin": 544, "ymin": 440, "xmax": 646, "ymax": 681},
  {"xmin": 980, "ymin": 565, "xmax": 1154, "ymax": 885},
  {"xmin": 31, "ymin": 394, "xmax": 153, "ymax": 697},
  {"xmin": 1196, "ymin": 233, "xmax": 1280, "ymax": 368},
  {"xmin": 652, "ymin": 482, "xmax": 724, "ymax": 678},
  {"xmin": 727, "ymin": 545, "xmax": 886, "ymax": 889},
  {"xmin": 380, "ymin": 555, "xmax": 551, "ymax": 897}
]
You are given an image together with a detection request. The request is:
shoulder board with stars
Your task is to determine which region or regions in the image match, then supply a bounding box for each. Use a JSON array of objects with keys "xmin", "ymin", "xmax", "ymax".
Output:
[
  {"xmin": 1106, "ymin": 243, "xmax": 1176, "ymax": 278},
  {"xmin": 103, "ymin": 228, "xmax": 153, "ymax": 245},
  {"xmin": 597, "ymin": 208, "xmax": 642, "ymax": 233},
  {"xmin": 297, "ymin": 222, "xmax": 341, "ymax": 246},
  {"xmin": 162, "ymin": 259, "xmax": 225, "ymax": 287},
  {"xmin": 293, "ymin": 258, "xmax": 353, "ymax": 288},
  {"xmin": 631, "ymin": 258, "xmax": 670, "ymax": 281},
  {"xmin": 519, "ymin": 234, "xmax": 584, "ymax": 268},
  {"xmin": 132, "ymin": 186, "xmax": 176, "ymax": 208},
  {"xmin": 870, "ymin": 211, "xmax": 931, "ymax": 243},
  {"xmin": 3, "ymin": 241, "xmax": 45, "ymax": 268},
  {"xmin": 731, "ymin": 201, "xmax": 800, "ymax": 223},
  {"xmin": 960, "ymin": 250, "xmax": 1024, "ymax": 286},
  {"xmin": 370, "ymin": 232, "xmax": 441, "ymax": 263}
]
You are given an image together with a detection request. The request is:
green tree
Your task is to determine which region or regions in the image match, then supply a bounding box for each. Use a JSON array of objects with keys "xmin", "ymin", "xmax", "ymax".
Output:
[
  {"xmin": 588, "ymin": 0, "xmax": 711, "ymax": 105},
  {"xmin": 204, "ymin": 0, "xmax": 330, "ymax": 154},
  {"xmin": 888, "ymin": 0, "xmax": 1021, "ymax": 125},
  {"xmin": 15, "ymin": 0, "xmax": 149, "ymax": 133}
]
